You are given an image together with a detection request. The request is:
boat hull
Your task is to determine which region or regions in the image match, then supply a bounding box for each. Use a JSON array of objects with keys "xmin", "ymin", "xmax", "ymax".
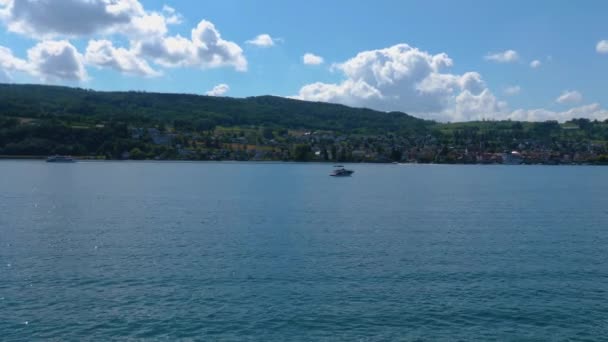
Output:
[{"xmin": 330, "ymin": 170, "xmax": 354, "ymax": 177}]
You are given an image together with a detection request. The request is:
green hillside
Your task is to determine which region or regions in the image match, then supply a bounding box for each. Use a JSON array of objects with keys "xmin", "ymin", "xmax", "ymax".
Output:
[{"xmin": 0, "ymin": 83, "xmax": 430, "ymax": 135}]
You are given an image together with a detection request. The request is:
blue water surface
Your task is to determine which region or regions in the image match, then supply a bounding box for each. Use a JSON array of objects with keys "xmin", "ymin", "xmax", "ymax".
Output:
[{"xmin": 1, "ymin": 161, "xmax": 607, "ymax": 341}]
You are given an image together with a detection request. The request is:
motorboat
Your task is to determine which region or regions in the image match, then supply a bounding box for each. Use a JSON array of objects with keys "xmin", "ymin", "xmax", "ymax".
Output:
[
  {"xmin": 46, "ymin": 155, "xmax": 76, "ymax": 163},
  {"xmin": 330, "ymin": 166, "xmax": 354, "ymax": 177}
]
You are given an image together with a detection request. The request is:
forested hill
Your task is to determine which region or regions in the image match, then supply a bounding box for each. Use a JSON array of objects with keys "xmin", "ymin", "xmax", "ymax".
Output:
[{"xmin": 0, "ymin": 83, "xmax": 430, "ymax": 134}]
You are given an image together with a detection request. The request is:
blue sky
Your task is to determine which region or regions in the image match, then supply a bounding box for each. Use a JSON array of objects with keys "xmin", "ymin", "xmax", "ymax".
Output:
[{"xmin": 1, "ymin": 0, "xmax": 607, "ymax": 122}]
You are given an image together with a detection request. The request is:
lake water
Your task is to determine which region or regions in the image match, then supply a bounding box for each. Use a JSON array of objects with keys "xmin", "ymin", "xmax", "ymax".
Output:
[{"xmin": 1, "ymin": 161, "xmax": 607, "ymax": 341}]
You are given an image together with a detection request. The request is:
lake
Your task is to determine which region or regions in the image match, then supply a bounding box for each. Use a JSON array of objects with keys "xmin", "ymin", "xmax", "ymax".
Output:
[{"xmin": 1, "ymin": 161, "xmax": 607, "ymax": 340}]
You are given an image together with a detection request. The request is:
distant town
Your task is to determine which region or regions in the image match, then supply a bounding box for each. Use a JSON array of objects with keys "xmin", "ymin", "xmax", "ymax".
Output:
[
  {"xmin": 1, "ymin": 84, "xmax": 608, "ymax": 165},
  {"xmin": 119, "ymin": 123, "xmax": 607, "ymax": 165}
]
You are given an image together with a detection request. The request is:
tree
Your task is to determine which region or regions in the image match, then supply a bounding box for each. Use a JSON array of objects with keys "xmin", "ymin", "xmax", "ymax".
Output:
[
  {"xmin": 262, "ymin": 127, "xmax": 274, "ymax": 139},
  {"xmin": 293, "ymin": 144, "xmax": 312, "ymax": 161},
  {"xmin": 129, "ymin": 147, "xmax": 146, "ymax": 160},
  {"xmin": 390, "ymin": 148, "xmax": 403, "ymax": 162}
]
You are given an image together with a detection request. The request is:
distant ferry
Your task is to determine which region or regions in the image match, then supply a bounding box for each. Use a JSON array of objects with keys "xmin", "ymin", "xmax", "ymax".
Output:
[
  {"xmin": 46, "ymin": 155, "xmax": 76, "ymax": 163},
  {"xmin": 330, "ymin": 166, "xmax": 354, "ymax": 177}
]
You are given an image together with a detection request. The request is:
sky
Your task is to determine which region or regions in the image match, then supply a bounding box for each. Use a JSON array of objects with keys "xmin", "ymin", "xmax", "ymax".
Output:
[{"xmin": 1, "ymin": 0, "xmax": 607, "ymax": 122}]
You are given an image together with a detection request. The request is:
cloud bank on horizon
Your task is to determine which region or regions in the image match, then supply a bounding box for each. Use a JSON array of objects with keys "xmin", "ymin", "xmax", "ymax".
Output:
[
  {"xmin": 294, "ymin": 44, "xmax": 608, "ymax": 122},
  {"xmin": 0, "ymin": 0, "xmax": 607, "ymax": 122}
]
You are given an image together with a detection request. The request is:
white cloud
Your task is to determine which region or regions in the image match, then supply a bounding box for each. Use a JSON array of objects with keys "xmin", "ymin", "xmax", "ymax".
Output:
[
  {"xmin": 504, "ymin": 85, "xmax": 521, "ymax": 96},
  {"xmin": 246, "ymin": 34, "xmax": 275, "ymax": 47},
  {"xmin": 296, "ymin": 43, "xmax": 500, "ymax": 121},
  {"xmin": 596, "ymin": 40, "xmax": 608, "ymax": 54},
  {"xmin": 0, "ymin": 45, "xmax": 29, "ymax": 71},
  {"xmin": 508, "ymin": 103, "xmax": 608, "ymax": 122},
  {"xmin": 556, "ymin": 90, "xmax": 583, "ymax": 104},
  {"xmin": 0, "ymin": 0, "xmax": 175, "ymax": 39},
  {"xmin": 129, "ymin": 11, "xmax": 169, "ymax": 38},
  {"xmin": 484, "ymin": 49, "xmax": 519, "ymax": 63},
  {"xmin": 162, "ymin": 4, "xmax": 182, "ymax": 25},
  {"xmin": 136, "ymin": 20, "xmax": 247, "ymax": 71},
  {"xmin": 448, "ymin": 89, "xmax": 508, "ymax": 122},
  {"xmin": 0, "ymin": 1, "xmax": 245, "ymax": 78},
  {"xmin": 27, "ymin": 40, "xmax": 88, "ymax": 81},
  {"xmin": 1, "ymin": 0, "xmax": 132, "ymax": 37},
  {"xmin": 530, "ymin": 60, "xmax": 541, "ymax": 68},
  {"xmin": 205, "ymin": 83, "xmax": 229, "ymax": 96},
  {"xmin": 303, "ymin": 53, "xmax": 324, "ymax": 65},
  {"xmin": 0, "ymin": 41, "xmax": 87, "ymax": 81},
  {"xmin": 0, "ymin": 45, "xmax": 30, "ymax": 82},
  {"xmin": 85, "ymin": 39, "xmax": 159, "ymax": 77},
  {"xmin": 295, "ymin": 43, "xmax": 608, "ymax": 122},
  {"xmin": 162, "ymin": 5, "xmax": 175, "ymax": 13}
]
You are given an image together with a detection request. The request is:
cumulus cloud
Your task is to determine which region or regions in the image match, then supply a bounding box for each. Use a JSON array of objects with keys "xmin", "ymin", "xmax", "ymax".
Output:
[
  {"xmin": 504, "ymin": 85, "xmax": 521, "ymax": 96},
  {"xmin": 0, "ymin": 0, "xmax": 134, "ymax": 37},
  {"xmin": 129, "ymin": 11, "xmax": 170, "ymax": 38},
  {"xmin": 246, "ymin": 34, "xmax": 276, "ymax": 47},
  {"xmin": 448, "ymin": 89, "xmax": 508, "ymax": 122},
  {"xmin": 295, "ymin": 43, "xmax": 502, "ymax": 121},
  {"xmin": 596, "ymin": 40, "xmax": 608, "ymax": 54},
  {"xmin": 205, "ymin": 83, "xmax": 229, "ymax": 96},
  {"xmin": 295, "ymin": 43, "xmax": 608, "ymax": 122},
  {"xmin": 303, "ymin": 53, "xmax": 324, "ymax": 65},
  {"xmin": 530, "ymin": 60, "xmax": 541, "ymax": 68},
  {"xmin": 556, "ymin": 90, "xmax": 583, "ymax": 104},
  {"xmin": 27, "ymin": 40, "xmax": 88, "ymax": 81},
  {"xmin": 484, "ymin": 49, "xmax": 519, "ymax": 63},
  {"xmin": 85, "ymin": 39, "xmax": 159, "ymax": 77},
  {"xmin": 136, "ymin": 20, "xmax": 247, "ymax": 71},
  {"xmin": 0, "ymin": 0, "xmax": 174, "ymax": 39},
  {"xmin": 0, "ymin": 1, "xmax": 246, "ymax": 79},
  {"xmin": 0, "ymin": 41, "xmax": 87, "ymax": 81}
]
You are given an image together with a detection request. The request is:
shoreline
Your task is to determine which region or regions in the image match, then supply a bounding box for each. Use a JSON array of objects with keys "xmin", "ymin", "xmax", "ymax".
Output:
[{"xmin": 0, "ymin": 156, "xmax": 602, "ymax": 166}]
